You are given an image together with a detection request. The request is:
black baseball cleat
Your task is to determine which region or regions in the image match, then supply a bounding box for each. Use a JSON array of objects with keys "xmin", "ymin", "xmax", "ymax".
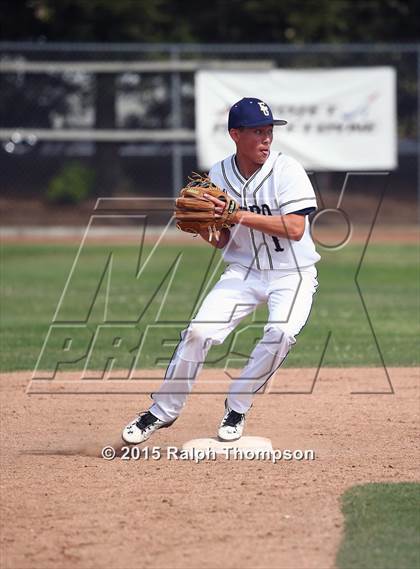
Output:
[
  {"xmin": 122, "ymin": 410, "xmax": 175, "ymax": 444},
  {"xmin": 218, "ymin": 402, "xmax": 246, "ymax": 441}
]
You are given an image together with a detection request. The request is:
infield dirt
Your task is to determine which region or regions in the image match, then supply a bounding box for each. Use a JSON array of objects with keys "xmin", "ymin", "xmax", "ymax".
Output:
[{"xmin": 1, "ymin": 367, "xmax": 419, "ymax": 569}]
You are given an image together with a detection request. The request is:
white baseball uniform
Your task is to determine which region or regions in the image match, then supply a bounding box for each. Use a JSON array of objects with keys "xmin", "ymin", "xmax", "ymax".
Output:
[{"xmin": 150, "ymin": 151, "xmax": 320, "ymax": 422}]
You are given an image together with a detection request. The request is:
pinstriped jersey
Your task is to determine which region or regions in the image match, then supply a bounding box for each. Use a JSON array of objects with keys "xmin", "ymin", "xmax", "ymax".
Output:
[{"xmin": 209, "ymin": 151, "xmax": 321, "ymax": 270}]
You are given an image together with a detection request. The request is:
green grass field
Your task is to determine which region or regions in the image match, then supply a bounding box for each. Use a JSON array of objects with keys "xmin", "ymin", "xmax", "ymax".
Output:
[
  {"xmin": 337, "ymin": 483, "xmax": 420, "ymax": 569},
  {"xmin": 1, "ymin": 241, "xmax": 418, "ymax": 372}
]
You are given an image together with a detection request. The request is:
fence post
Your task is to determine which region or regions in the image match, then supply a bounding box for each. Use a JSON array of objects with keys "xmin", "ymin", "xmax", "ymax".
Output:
[
  {"xmin": 417, "ymin": 46, "xmax": 420, "ymax": 222},
  {"xmin": 171, "ymin": 46, "xmax": 183, "ymax": 197}
]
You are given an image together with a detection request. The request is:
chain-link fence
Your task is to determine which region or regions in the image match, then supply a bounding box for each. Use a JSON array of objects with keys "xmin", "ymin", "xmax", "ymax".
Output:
[{"xmin": 0, "ymin": 42, "xmax": 418, "ymax": 210}]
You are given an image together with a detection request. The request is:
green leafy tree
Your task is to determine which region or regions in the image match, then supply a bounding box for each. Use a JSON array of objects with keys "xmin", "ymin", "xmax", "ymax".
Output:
[{"xmin": 1, "ymin": 0, "xmax": 419, "ymax": 43}]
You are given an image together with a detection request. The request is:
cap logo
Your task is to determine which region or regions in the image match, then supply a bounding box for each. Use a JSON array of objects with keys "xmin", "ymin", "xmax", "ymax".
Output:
[{"xmin": 258, "ymin": 102, "xmax": 270, "ymax": 116}]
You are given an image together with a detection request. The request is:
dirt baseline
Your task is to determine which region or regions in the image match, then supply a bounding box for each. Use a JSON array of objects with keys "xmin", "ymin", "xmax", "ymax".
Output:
[{"xmin": 1, "ymin": 367, "xmax": 419, "ymax": 569}]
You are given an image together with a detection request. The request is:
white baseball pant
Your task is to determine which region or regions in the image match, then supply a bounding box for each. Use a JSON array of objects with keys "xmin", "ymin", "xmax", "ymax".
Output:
[{"xmin": 149, "ymin": 263, "xmax": 318, "ymax": 421}]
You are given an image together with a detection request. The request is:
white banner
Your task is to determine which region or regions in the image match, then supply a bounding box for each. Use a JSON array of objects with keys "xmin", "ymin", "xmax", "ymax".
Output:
[{"xmin": 196, "ymin": 68, "xmax": 397, "ymax": 171}]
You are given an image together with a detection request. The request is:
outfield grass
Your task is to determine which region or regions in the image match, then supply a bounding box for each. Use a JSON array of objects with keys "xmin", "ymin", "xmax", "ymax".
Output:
[
  {"xmin": 336, "ymin": 483, "xmax": 420, "ymax": 569},
  {"xmin": 1, "ymin": 241, "xmax": 418, "ymax": 372}
]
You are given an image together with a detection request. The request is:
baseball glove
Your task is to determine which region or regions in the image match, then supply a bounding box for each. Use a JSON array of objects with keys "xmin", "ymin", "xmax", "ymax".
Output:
[{"xmin": 175, "ymin": 173, "xmax": 239, "ymax": 242}]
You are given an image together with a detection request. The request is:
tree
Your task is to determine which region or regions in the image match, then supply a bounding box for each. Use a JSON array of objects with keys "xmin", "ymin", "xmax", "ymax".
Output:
[{"xmin": 1, "ymin": 0, "xmax": 419, "ymax": 43}]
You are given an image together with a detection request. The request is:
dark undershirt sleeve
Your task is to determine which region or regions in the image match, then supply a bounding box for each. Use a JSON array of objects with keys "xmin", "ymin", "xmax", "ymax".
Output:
[{"xmin": 290, "ymin": 207, "xmax": 317, "ymax": 216}]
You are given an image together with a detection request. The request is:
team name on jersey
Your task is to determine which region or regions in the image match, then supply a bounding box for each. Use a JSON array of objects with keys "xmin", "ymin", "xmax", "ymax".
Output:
[
  {"xmin": 238, "ymin": 203, "xmax": 284, "ymax": 252},
  {"xmin": 239, "ymin": 203, "xmax": 275, "ymax": 215}
]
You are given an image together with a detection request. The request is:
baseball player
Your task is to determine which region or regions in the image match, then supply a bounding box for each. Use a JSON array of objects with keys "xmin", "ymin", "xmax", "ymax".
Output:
[{"xmin": 122, "ymin": 97, "xmax": 320, "ymax": 444}]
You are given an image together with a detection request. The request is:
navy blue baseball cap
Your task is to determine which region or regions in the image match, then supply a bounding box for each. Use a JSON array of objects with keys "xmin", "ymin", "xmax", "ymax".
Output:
[{"xmin": 228, "ymin": 97, "xmax": 287, "ymax": 130}]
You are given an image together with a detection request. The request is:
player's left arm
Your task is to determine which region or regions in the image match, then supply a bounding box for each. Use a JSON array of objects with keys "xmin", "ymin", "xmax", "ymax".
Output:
[
  {"xmin": 233, "ymin": 210, "xmax": 306, "ymax": 241},
  {"xmin": 205, "ymin": 193, "xmax": 306, "ymax": 241}
]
